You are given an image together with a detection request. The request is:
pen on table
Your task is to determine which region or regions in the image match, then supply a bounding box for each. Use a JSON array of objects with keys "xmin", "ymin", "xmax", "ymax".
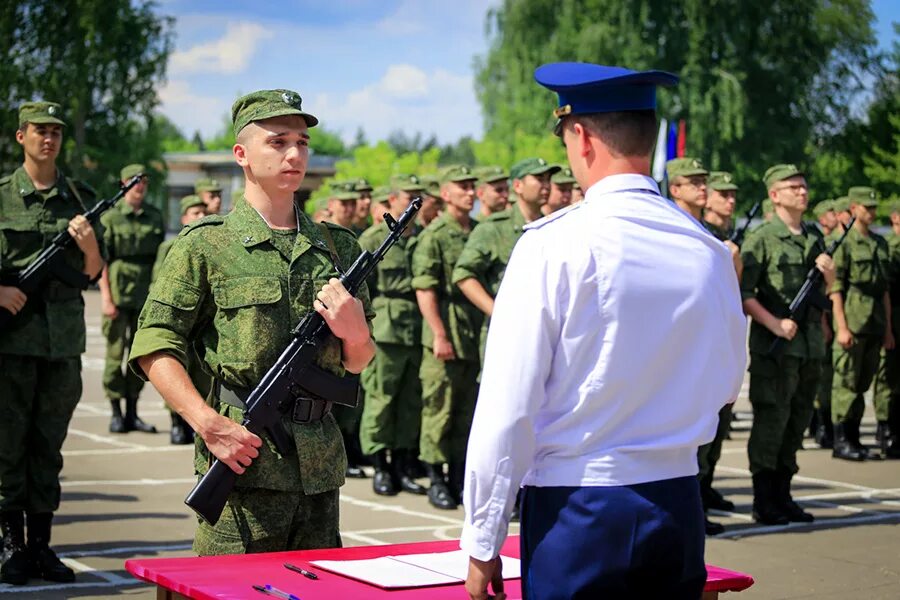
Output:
[
  {"xmin": 252, "ymin": 583, "xmax": 301, "ymax": 600},
  {"xmin": 284, "ymin": 562, "xmax": 319, "ymax": 580}
]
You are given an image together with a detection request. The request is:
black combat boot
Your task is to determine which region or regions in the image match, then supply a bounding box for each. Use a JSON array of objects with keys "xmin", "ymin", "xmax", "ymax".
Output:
[
  {"xmin": 751, "ymin": 471, "xmax": 789, "ymax": 525},
  {"xmin": 26, "ymin": 513, "xmax": 75, "ymax": 583},
  {"xmin": 425, "ymin": 463, "xmax": 456, "ymax": 510},
  {"xmin": 170, "ymin": 413, "xmax": 193, "ymax": 445},
  {"xmin": 847, "ymin": 421, "xmax": 879, "ymax": 460},
  {"xmin": 343, "ymin": 431, "xmax": 366, "ymax": 479},
  {"xmin": 704, "ymin": 516, "xmax": 725, "ymax": 536},
  {"xmin": 775, "ymin": 469, "xmax": 814, "ymax": 523},
  {"xmin": 393, "ymin": 450, "xmax": 426, "ymax": 495},
  {"xmin": 700, "ymin": 473, "xmax": 735, "ymax": 512},
  {"xmin": 124, "ymin": 397, "xmax": 157, "ymax": 433},
  {"xmin": 0, "ymin": 511, "xmax": 29, "ymax": 585},
  {"xmin": 109, "ymin": 399, "xmax": 126, "ymax": 433},
  {"xmin": 372, "ymin": 450, "xmax": 398, "ymax": 496},
  {"xmin": 447, "ymin": 461, "xmax": 466, "ymax": 506},
  {"xmin": 875, "ymin": 421, "xmax": 891, "ymax": 452},
  {"xmin": 832, "ymin": 422, "xmax": 865, "ymax": 461},
  {"xmin": 814, "ymin": 408, "xmax": 834, "ymax": 449}
]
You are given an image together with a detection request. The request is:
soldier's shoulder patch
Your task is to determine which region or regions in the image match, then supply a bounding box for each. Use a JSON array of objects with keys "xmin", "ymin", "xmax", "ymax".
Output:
[
  {"xmin": 179, "ymin": 214, "xmax": 225, "ymax": 237},
  {"xmin": 523, "ymin": 203, "xmax": 581, "ymax": 231}
]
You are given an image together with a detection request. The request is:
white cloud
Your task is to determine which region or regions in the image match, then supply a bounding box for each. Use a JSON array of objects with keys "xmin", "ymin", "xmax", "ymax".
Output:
[
  {"xmin": 158, "ymin": 80, "xmax": 230, "ymax": 138},
  {"xmin": 170, "ymin": 22, "xmax": 273, "ymax": 76},
  {"xmin": 378, "ymin": 65, "xmax": 430, "ymax": 99}
]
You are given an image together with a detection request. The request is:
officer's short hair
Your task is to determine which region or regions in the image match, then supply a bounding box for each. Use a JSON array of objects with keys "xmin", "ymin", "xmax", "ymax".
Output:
[{"xmin": 574, "ymin": 110, "xmax": 657, "ymax": 158}]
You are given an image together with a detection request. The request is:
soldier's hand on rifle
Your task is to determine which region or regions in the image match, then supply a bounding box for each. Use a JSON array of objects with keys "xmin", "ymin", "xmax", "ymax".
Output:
[
  {"xmin": 67, "ymin": 214, "xmax": 99, "ymax": 256},
  {"xmin": 885, "ymin": 329, "xmax": 895, "ymax": 351},
  {"xmin": 314, "ymin": 278, "xmax": 370, "ymax": 346},
  {"xmin": 0, "ymin": 285, "xmax": 27, "ymax": 315},
  {"xmin": 774, "ymin": 318, "xmax": 798, "ymax": 340},
  {"xmin": 814, "ymin": 253, "xmax": 836, "ymax": 287},
  {"xmin": 836, "ymin": 326, "xmax": 854, "ymax": 349},
  {"xmin": 200, "ymin": 415, "xmax": 262, "ymax": 475}
]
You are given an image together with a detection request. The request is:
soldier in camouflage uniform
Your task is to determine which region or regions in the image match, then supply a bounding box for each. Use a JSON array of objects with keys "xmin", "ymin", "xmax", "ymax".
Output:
[
  {"xmin": 129, "ymin": 89, "xmax": 375, "ymax": 556},
  {"xmin": 99, "ymin": 163, "xmax": 164, "ymax": 434},
  {"xmin": 833, "ymin": 196, "xmax": 852, "ymax": 230},
  {"xmin": 829, "ymin": 186, "xmax": 893, "ymax": 461},
  {"xmin": 474, "ymin": 166, "xmax": 509, "ymax": 218},
  {"xmin": 369, "ymin": 185, "xmax": 390, "ymax": 226},
  {"xmin": 811, "ymin": 199, "xmax": 838, "ymax": 448},
  {"xmin": 195, "ymin": 178, "xmax": 223, "ymax": 215},
  {"xmin": 358, "ymin": 175, "xmax": 428, "ymax": 496},
  {"xmin": 412, "ymin": 164, "xmax": 482, "ymax": 510},
  {"xmin": 0, "ymin": 102, "xmax": 104, "ymax": 585},
  {"xmin": 542, "ymin": 165, "xmax": 575, "ymax": 215},
  {"xmin": 873, "ymin": 200, "xmax": 900, "ymax": 458},
  {"xmin": 151, "ymin": 194, "xmax": 208, "ymax": 445},
  {"xmin": 417, "ymin": 176, "xmax": 443, "ymax": 228},
  {"xmin": 741, "ymin": 164, "xmax": 835, "ymax": 525},
  {"xmin": 814, "ymin": 200, "xmax": 837, "ymax": 237}
]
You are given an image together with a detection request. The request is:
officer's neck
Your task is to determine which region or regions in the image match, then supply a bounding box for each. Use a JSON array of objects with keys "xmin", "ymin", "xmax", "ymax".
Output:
[
  {"xmin": 244, "ymin": 183, "xmax": 297, "ymax": 229},
  {"xmin": 22, "ymin": 156, "xmax": 57, "ymax": 190},
  {"xmin": 576, "ymin": 153, "xmax": 651, "ymax": 192}
]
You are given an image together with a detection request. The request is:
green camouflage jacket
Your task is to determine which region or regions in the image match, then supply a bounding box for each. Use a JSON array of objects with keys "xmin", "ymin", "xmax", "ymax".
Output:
[
  {"xmin": 0, "ymin": 167, "xmax": 99, "ymax": 358},
  {"xmin": 452, "ymin": 203, "xmax": 527, "ymax": 296},
  {"xmin": 358, "ymin": 220, "xmax": 420, "ymax": 347},
  {"xmin": 411, "ymin": 211, "xmax": 482, "ymax": 359},
  {"xmin": 831, "ymin": 226, "xmax": 890, "ymax": 336},
  {"xmin": 151, "ymin": 237, "xmax": 175, "ymax": 283},
  {"xmin": 100, "ymin": 200, "xmax": 164, "ymax": 309},
  {"xmin": 740, "ymin": 215, "xmax": 828, "ymax": 358},
  {"xmin": 129, "ymin": 199, "xmax": 374, "ymax": 493}
]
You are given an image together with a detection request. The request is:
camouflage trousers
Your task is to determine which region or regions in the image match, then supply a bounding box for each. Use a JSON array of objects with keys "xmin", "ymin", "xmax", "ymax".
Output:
[
  {"xmin": 102, "ymin": 306, "xmax": 145, "ymax": 400},
  {"xmin": 418, "ymin": 351, "xmax": 479, "ymax": 465},
  {"xmin": 697, "ymin": 403, "xmax": 733, "ymax": 481},
  {"xmin": 193, "ymin": 487, "xmax": 341, "ymax": 556},
  {"xmin": 0, "ymin": 355, "xmax": 80, "ymax": 513},
  {"xmin": 747, "ymin": 353, "xmax": 820, "ymax": 475},
  {"xmin": 815, "ymin": 340, "xmax": 833, "ymax": 415},
  {"xmin": 359, "ymin": 343, "xmax": 422, "ymax": 455},
  {"xmin": 872, "ymin": 347, "xmax": 899, "ymax": 424},
  {"xmin": 831, "ymin": 334, "xmax": 881, "ymax": 425}
]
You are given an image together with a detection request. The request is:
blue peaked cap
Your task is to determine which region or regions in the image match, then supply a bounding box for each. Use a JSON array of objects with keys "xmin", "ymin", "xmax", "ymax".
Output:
[{"xmin": 534, "ymin": 62, "xmax": 678, "ymax": 117}]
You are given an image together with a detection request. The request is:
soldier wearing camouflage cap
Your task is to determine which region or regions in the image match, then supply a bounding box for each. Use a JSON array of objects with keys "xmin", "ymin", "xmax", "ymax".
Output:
[
  {"xmin": 369, "ymin": 185, "xmax": 390, "ymax": 227},
  {"xmin": 813, "ymin": 199, "xmax": 837, "ymax": 237},
  {"xmin": 811, "ymin": 197, "xmax": 839, "ymax": 450},
  {"xmin": 474, "ymin": 166, "xmax": 509, "ymax": 218},
  {"xmin": 544, "ymin": 165, "xmax": 576, "ymax": 215},
  {"xmin": 99, "ymin": 163, "xmax": 164, "ymax": 436},
  {"xmin": 702, "ymin": 171, "xmax": 738, "ymax": 241},
  {"xmin": 417, "ymin": 175, "xmax": 443, "ymax": 227},
  {"xmin": 0, "ymin": 101, "xmax": 103, "ymax": 585},
  {"xmin": 832, "ymin": 196, "xmax": 852, "ymax": 230},
  {"xmin": 830, "ymin": 186, "xmax": 892, "ymax": 461},
  {"xmin": 412, "ymin": 164, "xmax": 482, "ymax": 509},
  {"xmin": 130, "ymin": 89, "xmax": 375, "ymax": 555},
  {"xmin": 741, "ymin": 163, "xmax": 835, "ymax": 524},
  {"xmin": 872, "ymin": 199, "xmax": 900, "ymax": 457},
  {"xmin": 667, "ymin": 157, "xmax": 708, "ymax": 221},
  {"xmin": 194, "ymin": 177, "xmax": 223, "ymax": 214}
]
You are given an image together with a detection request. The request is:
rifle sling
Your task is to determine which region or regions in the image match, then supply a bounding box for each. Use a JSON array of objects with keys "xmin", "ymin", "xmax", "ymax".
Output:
[{"xmin": 217, "ymin": 382, "xmax": 334, "ymax": 424}]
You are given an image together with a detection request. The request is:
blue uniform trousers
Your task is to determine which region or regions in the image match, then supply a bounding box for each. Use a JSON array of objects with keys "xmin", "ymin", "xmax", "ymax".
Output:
[{"xmin": 520, "ymin": 476, "xmax": 706, "ymax": 599}]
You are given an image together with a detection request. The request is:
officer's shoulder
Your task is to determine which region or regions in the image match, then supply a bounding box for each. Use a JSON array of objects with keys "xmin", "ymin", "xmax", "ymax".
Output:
[
  {"xmin": 523, "ymin": 203, "xmax": 582, "ymax": 232},
  {"xmin": 179, "ymin": 214, "xmax": 225, "ymax": 237}
]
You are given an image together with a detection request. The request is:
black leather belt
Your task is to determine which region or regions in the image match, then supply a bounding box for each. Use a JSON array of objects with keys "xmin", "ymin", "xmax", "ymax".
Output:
[{"xmin": 217, "ymin": 382, "xmax": 332, "ymax": 424}]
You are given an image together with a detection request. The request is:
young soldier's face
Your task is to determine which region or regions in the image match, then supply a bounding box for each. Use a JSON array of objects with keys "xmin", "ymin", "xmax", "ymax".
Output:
[
  {"xmin": 671, "ymin": 176, "xmax": 707, "ymax": 210},
  {"xmin": 478, "ymin": 180, "xmax": 509, "ymax": 213},
  {"xmin": 236, "ymin": 115, "xmax": 309, "ymax": 194},
  {"xmin": 547, "ymin": 182, "xmax": 573, "ymax": 211},
  {"xmin": 181, "ymin": 205, "xmax": 207, "ymax": 225},
  {"xmin": 124, "ymin": 175, "xmax": 149, "ymax": 204},
  {"xmin": 443, "ymin": 180, "xmax": 476, "ymax": 212},
  {"xmin": 852, "ymin": 203, "xmax": 876, "ymax": 226},
  {"xmin": 818, "ymin": 210, "xmax": 837, "ymax": 230},
  {"xmin": 419, "ymin": 194, "xmax": 442, "ymax": 223},
  {"xmin": 515, "ymin": 173, "xmax": 551, "ymax": 206},
  {"xmin": 201, "ymin": 190, "xmax": 222, "ymax": 214},
  {"xmin": 355, "ymin": 193, "xmax": 371, "ymax": 220},
  {"xmin": 706, "ymin": 189, "xmax": 736, "ymax": 218},
  {"xmin": 328, "ymin": 198, "xmax": 356, "ymax": 227},
  {"xmin": 770, "ymin": 176, "xmax": 808, "ymax": 212},
  {"xmin": 16, "ymin": 123, "xmax": 62, "ymax": 164}
]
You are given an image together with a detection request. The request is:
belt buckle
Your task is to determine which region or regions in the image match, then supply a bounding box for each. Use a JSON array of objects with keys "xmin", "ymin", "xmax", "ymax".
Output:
[{"xmin": 292, "ymin": 396, "xmax": 315, "ymax": 423}]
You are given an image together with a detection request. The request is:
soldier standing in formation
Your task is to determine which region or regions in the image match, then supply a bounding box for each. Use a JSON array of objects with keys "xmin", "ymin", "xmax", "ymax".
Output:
[
  {"xmin": 417, "ymin": 177, "xmax": 443, "ymax": 228},
  {"xmin": 829, "ymin": 187, "xmax": 892, "ymax": 460},
  {"xmin": 812, "ymin": 199, "xmax": 838, "ymax": 448},
  {"xmin": 873, "ymin": 201, "xmax": 900, "ymax": 457},
  {"xmin": 99, "ymin": 164, "xmax": 164, "ymax": 434},
  {"xmin": 667, "ymin": 157, "xmax": 708, "ymax": 221},
  {"xmin": 358, "ymin": 175, "xmax": 428, "ymax": 496},
  {"xmin": 0, "ymin": 102, "xmax": 103, "ymax": 585},
  {"xmin": 131, "ymin": 89, "xmax": 375, "ymax": 555},
  {"xmin": 412, "ymin": 165, "xmax": 482, "ymax": 510},
  {"xmin": 543, "ymin": 165, "xmax": 575, "ymax": 215},
  {"xmin": 194, "ymin": 178, "xmax": 223, "ymax": 215},
  {"xmin": 741, "ymin": 164, "xmax": 834, "ymax": 524},
  {"xmin": 474, "ymin": 166, "xmax": 509, "ymax": 219}
]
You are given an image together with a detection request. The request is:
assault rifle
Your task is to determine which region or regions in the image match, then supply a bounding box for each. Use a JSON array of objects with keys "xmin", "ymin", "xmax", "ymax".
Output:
[
  {"xmin": 729, "ymin": 198, "xmax": 763, "ymax": 246},
  {"xmin": 185, "ymin": 197, "xmax": 423, "ymax": 525},
  {"xmin": 0, "ymin": 174, "xmax": 145, "ymax": 329},
  {"xmin": 767, "ymin": 217, "xmax": 856, "ymax": 358}
]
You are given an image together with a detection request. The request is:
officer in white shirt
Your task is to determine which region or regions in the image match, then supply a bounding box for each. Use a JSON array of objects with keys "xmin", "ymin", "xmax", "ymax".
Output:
[{"xmin": 461, "ymin": 62, "xmax": 748, "ymax": 600}]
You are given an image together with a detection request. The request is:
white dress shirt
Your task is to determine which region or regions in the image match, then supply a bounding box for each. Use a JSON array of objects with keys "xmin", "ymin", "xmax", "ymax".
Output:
[{"xmin": 460, "ymin": 174, "xmax": 747, "ymax": 562}]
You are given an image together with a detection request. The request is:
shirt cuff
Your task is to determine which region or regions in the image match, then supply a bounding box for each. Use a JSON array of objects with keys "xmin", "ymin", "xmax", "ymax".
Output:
[
  {"xmin": 128, "ymin": 327, "xmax": 189, "ymax": 380},
  {"xmin": 459, "ymin": 521, "xmax": 509, "ymax": 562}
]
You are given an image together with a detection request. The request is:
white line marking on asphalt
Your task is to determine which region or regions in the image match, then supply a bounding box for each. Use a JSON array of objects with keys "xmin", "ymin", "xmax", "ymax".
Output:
[
  {"xmin": 339, "ymin": 493, "xmax": 464, "ymax": 526},
  {"xmin": 74, "ymin": 403, "xmax": 108, "ymax": 415},
  {"xmin": 63, "ymin": 445, "xmax": 192, "ymax": 457},
  {"xmin": 60, "ymin": 558, "xmax": 131, "ymax": 584},
  {"xmin": 61, "ymin": 477, "xmax": 196, "ymax": 487},
  {"xmin": 72, "ymin": 409, "xmax": 171, "ymax": 419},
  {"xmin": 341, "ymin": 531, "xmax": 389, "ymax": 546},
  {"xmin": 715, "ymin": 465, "xmax": 880, "ymax": 493},
  {"xmin": 66, "ymin": 428, "xmax": 147, "ymax": 450},
  {"xmin": 59, "ymin": 543, "xmax": 193, "ymax": 558},
  {"xmin": 714, "ymin": 511, "xmax": 900, "ymax": 539}
]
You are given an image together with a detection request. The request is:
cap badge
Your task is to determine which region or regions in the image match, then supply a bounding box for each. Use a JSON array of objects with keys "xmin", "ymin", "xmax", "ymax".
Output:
[
  {"xmin": 410, "ymin": 175, "xmax": 419, "ymax": 184},
  {"xmin": 724, "ymin": 174, "xmax": 732, "ymax": 183},
  {"xmin": 281, "ymin": 92, "xmax": 300, "ymax": 107},
  {"xmin": 48, "ymin": 106, "xmax": 57, "ymax": 115},
  {"xmin": 553, "ymin": 104, "xmax": 572, "ymax": 118},
  {"xmin": 692, "ymin": 160, "xmax": 700, "ymax": 168}
]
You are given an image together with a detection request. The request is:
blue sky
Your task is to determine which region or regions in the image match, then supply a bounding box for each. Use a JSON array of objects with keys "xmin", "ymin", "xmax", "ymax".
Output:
[{"xmin": 155, "ymin": 0, "xmax": 898, "ymax": 145}]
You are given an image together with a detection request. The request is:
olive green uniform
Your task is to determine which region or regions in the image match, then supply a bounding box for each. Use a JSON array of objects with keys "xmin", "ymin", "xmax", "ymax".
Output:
[
  {"xmin": 411, "ymin": 212, "xmax": 482, "ymax": 465},
  {"xmin": 830, "ymin": 227, "xmax": 890, "ymax": 427},
  {"xmin": 741, "ymin": 216, "xmax": 827, "ymax": 475},
  {"xmin": 872, "ymin": 232, "xmax": 900, "ymax": 427},
  {"xmin": 815, "ymin": 228, "xmax": 841, "ymax": 427},
  {"xmin": 358, "ymin": 221, "xmax": 422, "ymax": 455},
  {"xmin": 100, "ymin": 201, "xmax": 164, "ymax": 402},
  {"xmin": 129, "ymin": 200, "xmax": 374, "ymax": 555},
  {"xmin": 0, "ymin": 167, "xmax": 98, "ymax": 515}
]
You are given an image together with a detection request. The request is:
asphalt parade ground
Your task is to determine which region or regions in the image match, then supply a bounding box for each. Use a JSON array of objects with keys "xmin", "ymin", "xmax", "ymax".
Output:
[{"xmin": 1, "ymin": 289, "xmax": 898, "ymax": 599}]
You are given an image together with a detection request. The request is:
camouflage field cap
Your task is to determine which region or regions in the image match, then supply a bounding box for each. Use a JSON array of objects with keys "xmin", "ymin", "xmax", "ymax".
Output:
[
  {"xmin": 439, "ymin": 164, "xmax": 478, "ymax": 185},
  {"xmin": 392, "ymin": 174, "xmax": 424, "ymax": 192},
  {"xmin": 889, "ymin": 200, "xmax": 900, "ymax": 215},
  {"xmin": 475, "ymin": 165, "xmax": 509, "ymax": 185},
  {"xmin": 509, "ymin": 157, "xmax": 560, "ymax": 181},
  {"xmin": 848, "ymin": 186, "xmax": 878, "ymax": 207},
  {"xmin": 666, "ymin": 157, "xmax": 708, "ymax": 180},
  {"xmin": 763, "ymin": 163, "xmax": 804, "ymax": 189},
  {"xmin": 353, "ymin": 178, "xmax": 373, "ymax": 193},
  {"xmin": 329, "ymin": 190, "xmax": 360, "ymax": 202},
  {"xmin": 120, "ymin": 163, "xmax": 145, "ymax": 181},
  {"xmin": 18, "ymin": 101, "xmax": 66, "ymax": 127},
  {"xmin": 708, "ymin": 171, "xmax": 738, "ymax": 191},
  {"xmin": 231, "ymin": 89, "xmax": 318, "ymax": 136},
  {"xmin": 179, "ymin": 194, "xmax": 206, "ymax": 215},
  {"xmin": 372, "ymin": 185, "xmax": 391, "ymax": 204},
  {"xmin": 833, "ymin": 196, "xmax": 850, "ymax": 213},
  {"xmin": 551, "ymin": 166, "xmax": 577, "ymax": 185},
  {"xmin": 813, "ymin": 199, "xmax": 834, "ymax": 218},
  {"xmin": 420, "ymin": 175, "xmax": 441, "ymax": 197},
  {"xmin": 194, "ymin": 177, "xmax": 222, "ymax": 193}
]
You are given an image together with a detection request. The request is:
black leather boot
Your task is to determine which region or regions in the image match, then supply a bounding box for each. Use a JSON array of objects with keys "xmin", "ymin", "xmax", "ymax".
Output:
[
  {"xmin": 832, "ymin": 422, "xmax": 865, "ymax": 461},
  {"xmin": 425, "ymin": 463, "xmax": 456, "ymax": 510},
  {"xmin": 26, "ymin": 513, "xmax": 74, "ymax": 583},
  {"xmin": 393, "ymin": 450, "xmax": 427, "ymax": 495},
  {"xmin": 775, "ymin": 469, "xmax": 814, "ymax": 523},
  {"xmin": 372, "ymin": 450, "xmax": 398, "ymax": 496},
  {"xmin": 170, "ymin": 413, "xmax": 193, "ymax": 445},
  {"xmin": 751, "ymin": 471, "xmax": 789, "ymax": 525},
  {"xmin": 876, "ymin": 421, "xmax": 891, "ymax": 452},
  {"xmin": 124, "ymin": 397, "xmax": 157, "ymax": 433},
  {"xmin": 108, "ymin": 398, "xmax": 126, "ymax": 433},
  {"xmin": 814, "ymin": 408, "xmax": 834, "ymax": 449},
  {"xmin": 848, "ymin": 421, "xmax": 879, "ymax": 460},
  {"xmin": 704, "ymin": 515, "xmax": 725, "ymax": 535},
  {"xmin": 700, "ymin": 473, "xmax": 735, "ymax": 512},
  {"xmin": 0, "ymin": 511, "xmax": 29, "ymax": 585}
]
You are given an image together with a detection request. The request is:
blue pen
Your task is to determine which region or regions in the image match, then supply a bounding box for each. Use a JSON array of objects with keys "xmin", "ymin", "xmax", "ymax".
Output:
[{"xmin": 252, "ymin": 583, "xmax": 301, "ymax": 600}]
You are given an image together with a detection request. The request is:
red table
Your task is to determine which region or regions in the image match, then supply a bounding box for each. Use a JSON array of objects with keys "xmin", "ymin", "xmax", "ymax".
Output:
[{"xmin": 126, "ymin": 537, "xmax": 754, "ymax": 600}]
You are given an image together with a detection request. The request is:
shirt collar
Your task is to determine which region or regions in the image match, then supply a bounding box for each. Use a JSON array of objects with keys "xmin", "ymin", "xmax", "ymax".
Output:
[
  {"xmin": 13, "ymin": 166, "xmax": 64, "ymax": 198},
  {"xmin": 583, "ymin": 173, "xmax": 660, "ymax": 203},
  {"xmin": 228, "ymin": 197, "xmax": 274, "ymax": 248}
]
